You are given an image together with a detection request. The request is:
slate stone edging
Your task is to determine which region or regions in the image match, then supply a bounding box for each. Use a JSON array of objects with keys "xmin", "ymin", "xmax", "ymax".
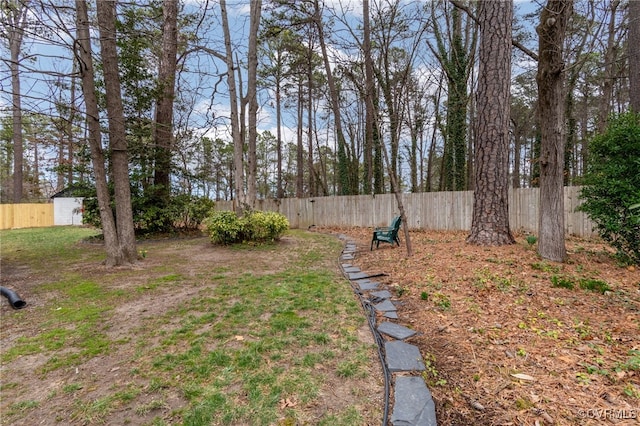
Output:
[{"xmin": 337, "ymin": 234, "xmax": 438, "ymax": 426}]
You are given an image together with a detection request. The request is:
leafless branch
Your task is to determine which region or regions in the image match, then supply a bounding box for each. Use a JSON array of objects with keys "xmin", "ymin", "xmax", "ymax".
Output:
[{"xmin": 449, "ymin": 0, "xmax": 539, "ymax": 61}]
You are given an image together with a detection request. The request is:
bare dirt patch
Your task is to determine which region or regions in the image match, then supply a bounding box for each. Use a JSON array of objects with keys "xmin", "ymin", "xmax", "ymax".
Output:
[
  {"xmin": 1, "ymin": 234, "xmax": 383, "ymax": 425},
  {"xmin": 328, "ymin": 227, "xmax": 639, "ymax": 426}
]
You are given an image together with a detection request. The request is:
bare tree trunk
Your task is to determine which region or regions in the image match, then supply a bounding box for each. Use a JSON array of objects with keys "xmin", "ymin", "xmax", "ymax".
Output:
[
  {"xmin": 596, "ymin": 0, "xmax": 620, "ymax": 132},
  {"xmin": 55, "ymin": 80, "xmax": 66, "ymax": 189},
  {"xmin": 307, "ymin": 52, "xmax": 315, "ymax": 197},
  {"xmin": 153, "ymin": 0, "xmax": 178, "ymax": 203},
  {"xmin": 67, "ymin": 68, "xmax": 77, "ymax": 186},
  {"xmin": 426, "ymin": 77, "xmax": 444, "ymax": 192},
  {"xmin": 536, "ymin": 0, "xmax": 572, "ymax": 262},
  {"xmin": 296, "ymin": 79, "xmax": 304, "ymax": 198},
  {"xmin": 56, "ymin": 141, "xmax": 65, "ymax": 190},
  {"xmin": 467, "ymin": 63, "xmax": 476, "ymax": 190},
  {"xmin": 75, "ymin": 0, "xmax": 121, "ymax": 265},
  {"xmin": 512, "ymin": 124, "xmax": 522, "ymax": 189},
  {"xmin": 246, "ymin": 0, "xmax": 261, "ymax": 207},
  {"xmin": 6, "ymin": 0, "xmax": 29, "ymax": 202},
  {"xmin": 313, "ymin": 115, "xmax": 329, "ymax": 195},
  {"xmin": 312, "ymin": 0, "xmax": 352, "ymax": 195},
  {"xmin": 96, "ymin": 0, "xmax": 137, "ymax": 264},
  {"xmin": 363, "ymin": 0, "xmax": 374, "ymax": 195},
  {"xmin": 220, "ymin": 0, "xmax": 245, "ymax": 212},
  {"xmin": 381, "ymin": 134, "xmax": 413, "ymax": 257},
  {"xmin": 630, "ymin": 0, "xmax": 640, "ymax": 113},
  {"xmin": 32, "ymin": 143, "xmax": 39, "ymax": 195},
  {"xmin": 467, "ymin": 0, "xmax": 514, "ymax": 246},
  {"xmin": 276, "ymin": 79, "xmax": 283, "ymax": 198}
]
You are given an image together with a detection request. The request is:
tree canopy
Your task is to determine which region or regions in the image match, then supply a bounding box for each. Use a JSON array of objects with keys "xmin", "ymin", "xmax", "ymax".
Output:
[{"xmin": 1, "ymin": 0, "xmax": 637, "ymax": 256}]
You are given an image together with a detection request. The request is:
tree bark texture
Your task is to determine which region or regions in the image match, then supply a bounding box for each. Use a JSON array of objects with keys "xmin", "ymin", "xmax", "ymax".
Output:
[
  {"xmin": 96, "ymin": 0, "xmax": 137, "ymax": 264},
  {"xmin": 307, "ymin": 49, "xmax": 315, "ymax": 197},
  {"xmin": 312, "ymin": 0, "xmax": 353, "ymax": 195},
  {"xmin": 7, "ymin": 0, "xmax": 29, "ymax": 202},
  {"xmin": 296, "ymin": 79, "xmax": 304, "ymax": 198},
  {"xmin": 246, "ymin": 0, "xmax": 262, "ymax": 206},
  {"xmin": 363, "ymin": 0, "xmax": 374, "ymax": 194},
  {"xmin": 153, "ymin": 0, "xmax": 178, "ymax": 201},
  {"xmin": 220, "ymin": 0, "xmax": 245, "ymax": 211},
  {"xmin": 467, "ymin": 0, "xmax": 514, "ymax": 246},
  {"xmin": 276, "ymin": 75, "xmax": 283, "ymax": 199},
  {"xmin": 597, "ymin": 0, "xmax": 620, "ymax": 132},
  {"xmin": 75, "ymin": 0, "xmax": 121, "ymax": 266},
  {"xmin": 630, "ymin": 0, "xmax": 640, "ymax": 113},
  {"xmin": 536, "ymin": 0, "xmax": 572, "ymax": 262}
]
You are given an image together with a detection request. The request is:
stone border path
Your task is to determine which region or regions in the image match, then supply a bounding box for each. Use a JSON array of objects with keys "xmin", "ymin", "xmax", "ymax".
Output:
[{"xmin": 338, "ymin": 234, "xmax": 437, "ymax": 426}]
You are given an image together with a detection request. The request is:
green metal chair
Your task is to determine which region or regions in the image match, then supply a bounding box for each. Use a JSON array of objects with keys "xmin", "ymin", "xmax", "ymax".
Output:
[{"xmin": 371, "ymin": 216, "xmax": 402, "ymax": 250}]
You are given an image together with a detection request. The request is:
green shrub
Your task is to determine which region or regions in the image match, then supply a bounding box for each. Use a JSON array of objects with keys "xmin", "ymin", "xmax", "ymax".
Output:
[
  {"xmin": 578, "ymin": 113, "xmax": 640, "ymax": 265},
  {"xmin": 170, "ymin": 194, "xmax": 216, "ymax": 231},
  {"xmin": 203, "ymin": 211, "xmax": 244, "ymax": 245},
  {"xmin": 83, "ymin": 187, "xmax": 214, "ymax": 235},
  {"xmin": 242, "ymin": 211, "xmax": 289, "ymax": 242},
  {"xmin": 203, "ymin": 210, "xmax": 289, "ymax": 245}
]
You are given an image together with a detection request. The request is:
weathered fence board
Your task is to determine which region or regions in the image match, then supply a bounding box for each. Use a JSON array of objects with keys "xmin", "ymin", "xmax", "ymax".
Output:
[{"xmin": 213, "ymin": 187, "xmax": 596, "ymax": 238}]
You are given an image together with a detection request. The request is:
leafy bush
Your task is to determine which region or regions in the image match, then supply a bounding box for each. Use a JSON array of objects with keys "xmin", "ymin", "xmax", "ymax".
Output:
[
  {"xmin": 243, "ymin": 211, "xmax": 289, "ymax": 242},
  {"xmin": 203, "ymin": 211, "xmax": 244, "ymax": 245},
  {"xmin": 578, "ymin": 113, "xmax": 640, "ymax": 265},
  {"xmin": 169, "ymin": 194, "xmax": 216, "ymax": 231},
  {"xmin": 203, "ymin": 210, "xmax": 289, "ymax": 245},
  {"xmin": 83, "ymin": 187, "xmax": 214, "ymax": 235}
]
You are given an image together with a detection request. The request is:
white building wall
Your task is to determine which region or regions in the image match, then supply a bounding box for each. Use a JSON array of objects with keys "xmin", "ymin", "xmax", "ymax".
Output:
[{"xmin": 53, "ymin": 197, "xmax": 84, "ymax": 226}]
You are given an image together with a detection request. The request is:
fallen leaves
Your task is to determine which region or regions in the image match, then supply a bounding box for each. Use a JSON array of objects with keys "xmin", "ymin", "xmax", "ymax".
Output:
[
  {"xmin": 335, "ymin": 227, "xmax": 640, "ymax": 426},
  {"xmin": 279, "ymin": 397, "xmax": 297, "ymax": 409}
]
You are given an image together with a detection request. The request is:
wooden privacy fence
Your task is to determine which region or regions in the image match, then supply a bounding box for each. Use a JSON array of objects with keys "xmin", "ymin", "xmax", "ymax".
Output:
[
  {"xmin": 0, "ymin": 203, "xmax": 54, "ymax": 230},
  {"xmin": 214, "ymin": 187, "xmax": 596, "ymax": 238}
]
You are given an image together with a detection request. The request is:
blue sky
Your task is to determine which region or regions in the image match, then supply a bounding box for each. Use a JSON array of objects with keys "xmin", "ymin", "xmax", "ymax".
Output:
[{"xmin": 1, "ymin": 0, "xmax": 543, "ymax": 192}]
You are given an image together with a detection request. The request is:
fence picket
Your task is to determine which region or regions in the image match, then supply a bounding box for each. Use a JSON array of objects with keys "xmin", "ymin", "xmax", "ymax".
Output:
[{"xmin": 214, "ymin": 187, "xmax": 595, "ymax": 238}]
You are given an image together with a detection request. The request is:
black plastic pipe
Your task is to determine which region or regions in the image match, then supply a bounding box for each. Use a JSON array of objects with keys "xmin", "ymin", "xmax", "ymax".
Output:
[{"xmin": 1, "ymin": 286, "xmax": 26, "ymax": 309}]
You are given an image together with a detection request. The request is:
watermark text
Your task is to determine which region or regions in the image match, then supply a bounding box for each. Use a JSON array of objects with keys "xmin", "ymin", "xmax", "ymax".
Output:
[{"xmin": 577, "ymin": 408, "xmax": 637, "ymax": 420}]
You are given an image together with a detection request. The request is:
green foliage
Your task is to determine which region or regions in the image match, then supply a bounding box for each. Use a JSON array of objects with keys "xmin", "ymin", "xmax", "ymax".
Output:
[
  {"xmin": 578, "ymin": 113, "xmax": 640, "ymax": 265},
  {"xmin": 531, "ymin": 261, "xmax": 561, "ymax": 273},
  {"xmin": 83, "ymin": 187, "xmax": 214, "ymax": 235},
  {"xmin": 578, "ymin": 278, "xmax": 610, "ymax": 294},
  {"xmin": 203, "ymin": 210, "xmax": 289, "ymax": 245},
  {"xmin": 550, "ymin": 275, "xmax": 612, "ymax": 294},
  {"xmin": 242, "ymin": 210, "xmax": 290, "ymax": 242},
  {"xmin": 202, "ymin": 211, "xmax": 244, "ymax": 245},
  {"xmin": 616, "ymin": 350, "xmax": 640, "ymax": 372},
  {"xmin": 432, "ymin": 292, "xmax": 451, "ymax": 310},
  {"xmin": 525, "ymin": 235, "xmax": 538, "ymax": 246},
  {"xmin": 550, "ymin": 275, "xmax": 574, "ymax": 290}
]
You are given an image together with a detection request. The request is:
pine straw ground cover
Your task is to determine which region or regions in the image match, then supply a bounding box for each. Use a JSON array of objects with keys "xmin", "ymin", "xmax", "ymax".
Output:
[{"xmin": 323, "ymin": 227, "xmax": 639, "ymax": 426}]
